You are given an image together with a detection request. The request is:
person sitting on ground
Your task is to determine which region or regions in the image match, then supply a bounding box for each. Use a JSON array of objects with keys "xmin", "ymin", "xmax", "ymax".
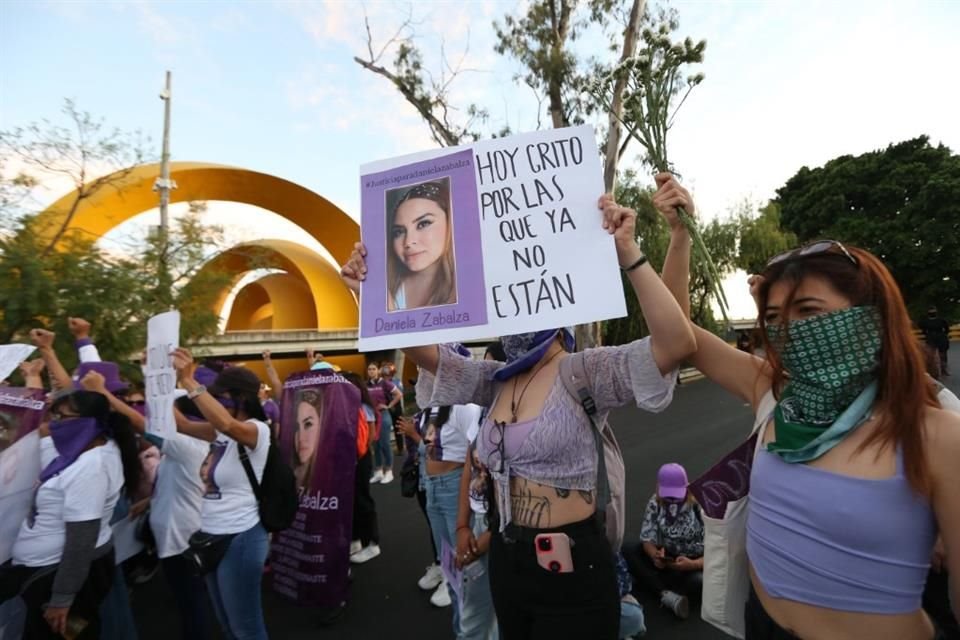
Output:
[
  {"xmin": 624, "ymin": 462, "xmax": 703, "ymax": 619},
  {"xmin": 616, "ymin": 551, "xmax": 646, "ymax": 639}
]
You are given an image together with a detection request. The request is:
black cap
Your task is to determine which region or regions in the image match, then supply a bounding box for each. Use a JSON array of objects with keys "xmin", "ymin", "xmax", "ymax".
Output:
[{"xmin": 208, "ymin": 367, "xmax": 262, "ymax": 397}]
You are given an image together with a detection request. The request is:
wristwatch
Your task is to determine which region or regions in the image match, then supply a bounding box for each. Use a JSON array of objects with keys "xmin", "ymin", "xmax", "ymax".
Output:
[{"xmin": 187, "ymin": 385, "xmax": 206, "ymax": 400}]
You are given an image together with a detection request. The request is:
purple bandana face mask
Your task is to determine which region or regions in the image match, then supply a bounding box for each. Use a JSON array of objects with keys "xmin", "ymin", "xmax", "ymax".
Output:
[
  {"xmin": 493, "ymin": 329, "xmax": 575, "ymax": 382},
  {"xmin": 40, "ymin": 417, "xmax": 106, "ymax": 483},
  {"xmin": 217, "ymin": 397, "xmax": 236, "ymax": 411}
]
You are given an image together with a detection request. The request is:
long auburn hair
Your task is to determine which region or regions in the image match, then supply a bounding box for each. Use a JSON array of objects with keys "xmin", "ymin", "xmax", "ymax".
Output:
[
  {"xmin": 756, "ymin": 245, "xmax": 939, "ymax": 496},
  {"xmin": 386, "ymin": 178, "xmax": 456, "ymax": 309}
]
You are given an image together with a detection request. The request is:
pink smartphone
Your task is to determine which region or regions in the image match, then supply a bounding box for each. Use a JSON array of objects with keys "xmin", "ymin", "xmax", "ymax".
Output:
[{"xmin": 534, "ymin": 533, "xmax": 574, "ymax": 573}]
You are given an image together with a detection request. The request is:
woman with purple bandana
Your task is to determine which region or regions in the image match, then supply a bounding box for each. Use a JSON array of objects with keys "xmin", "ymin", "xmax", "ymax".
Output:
[
  {"xmin": 342, "ymin": 193, "xmax": 697, "ymax": 639},
  {"xmin": 0, "ymin": 390, "xmax": 143, "ymax": 639},
  {"xmin": 623, "ymin": 462, "xmax": 703, "ymax": 619}
]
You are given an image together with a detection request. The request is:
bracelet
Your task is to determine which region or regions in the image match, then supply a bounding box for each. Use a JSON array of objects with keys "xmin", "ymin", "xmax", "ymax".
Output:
[
  {"xmin": 456, "ymin": 524, "xmax": 470, "ymax": 533},
  {"xmin": 187, "ymin": 384, "xmax": 206, "ymax": 400},
  {"xmin": 621, "ymin": 254, "xmax": 648, "ymax": 272}
]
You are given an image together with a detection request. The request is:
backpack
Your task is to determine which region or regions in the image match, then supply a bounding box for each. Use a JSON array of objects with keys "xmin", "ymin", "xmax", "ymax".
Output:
[
  {"xmin": 559, "ymin": 352, "xmax": 627, "ymax": 552},
  {"xmin": 238, "ymin": 438, "xmax": 298, "ymax": 533}
]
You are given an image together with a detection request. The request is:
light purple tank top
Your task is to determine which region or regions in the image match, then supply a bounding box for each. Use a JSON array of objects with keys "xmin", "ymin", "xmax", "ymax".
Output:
[{"xmin": 747, "ymin": 446, "xmax": 937, "ymax": 613}]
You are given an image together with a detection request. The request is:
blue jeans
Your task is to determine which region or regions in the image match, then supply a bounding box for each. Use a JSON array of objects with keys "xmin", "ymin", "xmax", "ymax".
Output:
[
  {"xmin": 99, "ymin": 563, "xmax": 138, "ymax": 640},
  {"xmin": 424, "ymin": 466, "xmax": 463, "ymax": 637},
  {"xmin": 619, "ymin": 599, "xmax": 646, "ymax": 638},
  {"xmin": 373, "ymin": 411, "xmax": 394, "ymax": 469},
  {"xmin": 205, "ymin": 523, "xmax": 269, "ymax": 640},
  {"xmin": 460, "ymin": 513, "xmax": 498, "ymax": 640}
]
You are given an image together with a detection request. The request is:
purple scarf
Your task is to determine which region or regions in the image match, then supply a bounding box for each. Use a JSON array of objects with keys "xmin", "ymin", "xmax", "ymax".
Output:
[
  {"xmin": 493, "ymin": 329, "xmax": 575, "ymax": 382},
  {"xmin": 39, "ymin": 417, "xmax": 108, "ymax": 483}
]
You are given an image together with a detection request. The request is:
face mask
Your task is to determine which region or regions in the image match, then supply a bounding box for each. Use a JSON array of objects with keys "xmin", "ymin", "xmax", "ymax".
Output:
[
  {"xmin": 40, "ymin": 417, "xmax": 106, "ymax": 483},
  {"xmin": 500, "ymin": 333, "xmax": 538, "ymax": 363},
  {"xmin": 767, "ymin": 306, "xmax": 881, "ymax": 425},
  {"xmin": 217, "ymin": 397, "xmax": 236, "ymax": 411}
]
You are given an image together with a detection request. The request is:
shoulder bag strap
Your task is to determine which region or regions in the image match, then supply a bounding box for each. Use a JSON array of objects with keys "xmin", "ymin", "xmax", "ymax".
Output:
[
  {"xmin": 560, "ymin": 353, "xmax": 611, "ymax": 515},
  {"xmin": 238, "ymin": 443, "xmax": 262, "ymax": 502}
]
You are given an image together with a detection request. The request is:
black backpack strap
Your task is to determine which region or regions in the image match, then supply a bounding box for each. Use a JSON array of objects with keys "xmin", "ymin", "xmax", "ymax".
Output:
[
  {"xmin": 559, "ymin": 354, "xmax": 610, "ymax": 518},
  {"xmin": 238, "ymin": 443, "xmax": 262, "ymax": 502}
]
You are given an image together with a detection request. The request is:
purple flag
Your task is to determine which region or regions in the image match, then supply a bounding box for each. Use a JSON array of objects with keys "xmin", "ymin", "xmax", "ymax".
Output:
[
  {"xmin": 0, "ymin": 387, "xmax": 46, "ymax": 453},
  {"xmin": 271, "ymin": 370, "xmax": 359, "ymax": 607},
  {"xmin": 688, "ymin": 433, "xmax": 758, "ymax": 520}
]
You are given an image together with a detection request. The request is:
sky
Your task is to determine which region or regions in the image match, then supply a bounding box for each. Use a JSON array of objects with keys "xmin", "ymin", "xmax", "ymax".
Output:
[{"xmin": 2, "ymin": 0, "xmax": 958, "ymax": 319}]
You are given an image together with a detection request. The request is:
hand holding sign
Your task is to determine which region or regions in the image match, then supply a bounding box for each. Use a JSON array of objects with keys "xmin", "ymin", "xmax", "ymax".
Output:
[
  {"xmin": 339, "ymin": 242, "xmax": 367, "ymax": 294},
  {"xmin": 170, "ymin": 347, "xmax": 195, "ymax": 381}
]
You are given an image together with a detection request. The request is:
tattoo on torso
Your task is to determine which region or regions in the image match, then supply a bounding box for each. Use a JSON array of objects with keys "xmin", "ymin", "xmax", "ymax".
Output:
[
  {"xmin": 509, "ymin": 480, "xmax": 597, "ymax": 528},
  {"xmin": 512, "ymin": 479, "xmax": 551, "ymax": 528}
]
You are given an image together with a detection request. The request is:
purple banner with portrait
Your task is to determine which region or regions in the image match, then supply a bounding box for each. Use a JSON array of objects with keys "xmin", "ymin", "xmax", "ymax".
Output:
[
  {"xmin": 360, "ymin": 148, "xmax": 488, "ymax": 344},
  {"xmin": 0, "ymin": 387, "xmax": 46, "ymax": 453},
  {"xmin": 271, "ymin": 369, "xmax": 359, "ymax": 607}
]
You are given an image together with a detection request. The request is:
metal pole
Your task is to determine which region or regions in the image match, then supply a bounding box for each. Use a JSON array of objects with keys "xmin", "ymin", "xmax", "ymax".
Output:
[
  {"xmin": 157, "ymin": 70, "xmax": 173, "ymax": 235},
  {"xmin": 154, "ymin": 71, "xmax": 176, "ymax": 305}
]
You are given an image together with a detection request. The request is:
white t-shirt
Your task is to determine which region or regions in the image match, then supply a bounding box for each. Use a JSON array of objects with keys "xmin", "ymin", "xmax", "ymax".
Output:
[
  {"xmin": 938, "ymin": 386, "xmax": 960, "ymax": 413},
  {"xmin": 150, "ymin": 433, "xmax": 207, "ymax": 558},
  {"xmin": 421, "ymin": 404, "xmax": 483, "ymax": 465},
  {"xmin": 12, "ymin": 438, "xmax": 123, "ymax": 567},
  {"xmin": 199, "ymin": 420, "xmax": 270, "ymax": 535}
]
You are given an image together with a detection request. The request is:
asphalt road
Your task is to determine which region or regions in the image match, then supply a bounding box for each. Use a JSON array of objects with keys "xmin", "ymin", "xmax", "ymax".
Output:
[{"xmin": 133, "ymin": 345, "xmax": 960, "ymax": 639}]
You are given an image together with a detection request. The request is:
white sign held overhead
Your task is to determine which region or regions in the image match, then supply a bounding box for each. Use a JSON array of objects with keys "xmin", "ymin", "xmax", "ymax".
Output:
[{"xmin": 145, "ymin": 311, "xmax": 180, "ymax": 438}]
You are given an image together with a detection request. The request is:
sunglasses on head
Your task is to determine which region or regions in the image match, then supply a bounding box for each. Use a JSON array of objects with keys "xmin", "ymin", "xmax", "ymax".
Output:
[{"xmin": 765, "ymin": 240, "xmax": 857, "ymax": 269}]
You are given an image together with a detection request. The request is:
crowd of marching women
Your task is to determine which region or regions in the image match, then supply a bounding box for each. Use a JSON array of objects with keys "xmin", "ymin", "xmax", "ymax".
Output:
[{"xmin": 0, "ymin": 174, "xmax": 957, "ymax": 640}]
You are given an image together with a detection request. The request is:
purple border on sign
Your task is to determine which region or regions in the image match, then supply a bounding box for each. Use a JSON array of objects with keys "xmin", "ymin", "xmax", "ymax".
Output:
[{"xmin": 359, "ymin": 149, "xmax": 487, "ymax": 339}]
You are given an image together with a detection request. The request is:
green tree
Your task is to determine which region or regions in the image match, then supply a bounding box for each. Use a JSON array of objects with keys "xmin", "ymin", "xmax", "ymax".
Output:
[
  {"xmin": 776, "ymin": 136, "xmax": 960, "ymax": 318},
  {"xmin": 603, "ymin": 172, "xmax": 739, "ymax": 344},
  {"xmin": 0, "ymin": 102, "xmax": 239, "ymax": 379},
  {"xmin": 735, "ymin": 201, "xmax": 797, "ymax": 276}
]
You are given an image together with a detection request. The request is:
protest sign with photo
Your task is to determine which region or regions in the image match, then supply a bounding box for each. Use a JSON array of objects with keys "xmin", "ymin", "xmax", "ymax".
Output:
[
  {"xmin": 270, "ymin": 369, "xmax": 359, "ymax": 607},
  {"xmin": 0, "ymin": 387, "xmax": 46, "ymax": 452},
  {"xmin": 145, "ymin": 311, "xmax": 180, "ymax": 437},
  {"xmin": 358, "ymin": 125, "xmax": 627, "ymax": 350}
]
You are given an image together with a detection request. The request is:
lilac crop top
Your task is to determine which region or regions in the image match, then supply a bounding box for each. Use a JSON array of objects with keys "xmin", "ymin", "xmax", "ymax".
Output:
[
  {"xmin": 748, "ymin": 442, "xmax": 937, "ymax": 613},
  {"xmin": 416, "ymin": 338, "xmax": 678, "ymax": 530}
]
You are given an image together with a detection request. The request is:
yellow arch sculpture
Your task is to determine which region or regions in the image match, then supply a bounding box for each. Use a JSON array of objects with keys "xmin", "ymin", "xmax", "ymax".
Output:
[
  {"xmin": 199, "ymin": 239, "xmax": 357, "ymax": 330},
  {"xmin": 34, "ymin": 162, "xmax": 359, "ymax": 266}
]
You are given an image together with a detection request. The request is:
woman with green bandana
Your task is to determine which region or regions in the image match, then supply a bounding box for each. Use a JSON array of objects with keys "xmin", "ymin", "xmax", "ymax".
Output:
[{"xmin": 655, "ymin": 174, "xmax": 960, "ymax": 640}]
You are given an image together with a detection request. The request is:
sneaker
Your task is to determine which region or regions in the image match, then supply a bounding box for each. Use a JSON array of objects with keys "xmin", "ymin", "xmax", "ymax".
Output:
[
  {"xmin": 430, "ymin": 579, "xmax": 451, "ymax": 607},
  {"xmin": 417, "ymin": 563, "xmax": 444, "ymax": 590},
  {"xmin": 660, "ymin": 590, "xmax": 689, "ymax": 619},
  {"xmin": 349, "ymin": 543, "xmax": 381, "ymax": 564},
  {"xmin": 349, "ymin": 540, "xmax": 362, "ymax": 556},
  {"xmin": 381, "ymin": 469, "xmax": 394, "ymax": 484},
  {"xmin": 369, "ymin": 470, "xmax": 383, "ymax": 484}
]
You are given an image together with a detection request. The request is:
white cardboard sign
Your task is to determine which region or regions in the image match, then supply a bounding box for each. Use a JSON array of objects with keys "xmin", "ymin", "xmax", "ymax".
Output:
[
  {"xmin": 145, "ymin": 311, "xmax": 180, "ymax": 438},
  {"xmin": 358, "ymin": 125, "xmax": 627, "ymax": 350}
]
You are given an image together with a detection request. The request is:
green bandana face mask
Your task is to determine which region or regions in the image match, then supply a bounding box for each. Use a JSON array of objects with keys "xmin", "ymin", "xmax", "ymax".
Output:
[{"xmin": 766, "ymin": 306, "xmax": 882, "ymax": 461}]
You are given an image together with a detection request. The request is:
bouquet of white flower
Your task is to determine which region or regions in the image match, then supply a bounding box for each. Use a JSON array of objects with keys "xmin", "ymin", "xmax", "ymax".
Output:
[{"xmin": 588, "ymin": 20, "xmax": 729, "ymax": 323}]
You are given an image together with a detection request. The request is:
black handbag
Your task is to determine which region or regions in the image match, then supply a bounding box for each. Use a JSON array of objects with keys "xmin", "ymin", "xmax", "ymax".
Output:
[
  {"xmin": 183, "ymin": 531, "xmax": 235, "ymax": 575},
  {"xmin": 399, "ymin": 457, "xmax": 419, "ymax": 498}
]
